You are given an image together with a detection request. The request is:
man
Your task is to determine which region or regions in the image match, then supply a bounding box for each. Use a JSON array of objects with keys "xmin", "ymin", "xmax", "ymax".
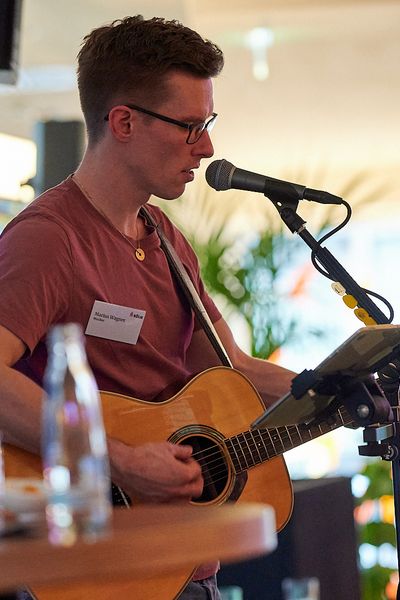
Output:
[{"xmin": 0, "ymin": 16, "xmax": 294, "ymax": 599}]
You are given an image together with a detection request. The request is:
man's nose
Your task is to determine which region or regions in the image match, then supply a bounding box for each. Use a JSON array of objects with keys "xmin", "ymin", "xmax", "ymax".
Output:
[{"xmin": 193, "ymin": 130, "xmax": 214, "ymax": 159}]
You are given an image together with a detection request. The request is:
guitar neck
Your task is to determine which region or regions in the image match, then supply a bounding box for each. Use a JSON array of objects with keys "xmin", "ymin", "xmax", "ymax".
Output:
[{"xmin": 226, "ymin": 407, "xmax": 353, "ymax": 473}]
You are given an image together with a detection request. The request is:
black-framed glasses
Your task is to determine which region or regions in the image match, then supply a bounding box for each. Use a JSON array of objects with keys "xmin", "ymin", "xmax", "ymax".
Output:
[{"xmin": 104, "ymin": 103, "xmax": 218, "ymax": 144}]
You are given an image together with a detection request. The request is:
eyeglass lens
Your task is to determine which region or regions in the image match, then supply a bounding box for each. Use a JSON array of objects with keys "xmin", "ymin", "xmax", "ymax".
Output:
[{"xmin": 188, "ymin": 116, "xmax": 216, "ymax": 144}]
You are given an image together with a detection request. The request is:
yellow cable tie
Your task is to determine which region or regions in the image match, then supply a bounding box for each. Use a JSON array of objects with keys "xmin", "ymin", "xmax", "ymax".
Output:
[
  {"xmin": 354, "ymin": 307, "xmax": 369, "ymax": 323},
  {"xmin": 342, "ymin": 294, "xmax": 357, "ymax": 309}
]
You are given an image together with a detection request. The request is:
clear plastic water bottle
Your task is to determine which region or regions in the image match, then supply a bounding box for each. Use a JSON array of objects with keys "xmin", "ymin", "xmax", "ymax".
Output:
[{"xmin": 42, "ymin": 323, "xmax": 112, "ymax": 546}]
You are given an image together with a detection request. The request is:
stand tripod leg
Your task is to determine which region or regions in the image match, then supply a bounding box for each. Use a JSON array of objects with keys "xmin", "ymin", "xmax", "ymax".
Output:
[
  {"xmin": 389, "ymin": 432, "xmax": 400, "ymax": 600},
  {"xmin": 376, "ymin": 367, "xmax": 400, "ymax": 599}
]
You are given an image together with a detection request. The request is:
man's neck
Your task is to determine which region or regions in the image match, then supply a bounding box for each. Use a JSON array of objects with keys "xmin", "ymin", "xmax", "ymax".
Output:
[{"xmin": 74, "ymin": 158, "xmax": 150, "ymax": 238}]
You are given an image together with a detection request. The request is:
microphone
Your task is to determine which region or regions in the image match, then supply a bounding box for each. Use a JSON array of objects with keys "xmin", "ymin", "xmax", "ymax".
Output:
[{"xmin": 205, "ymin": 159, "xmax": 343, "ymax": 205}]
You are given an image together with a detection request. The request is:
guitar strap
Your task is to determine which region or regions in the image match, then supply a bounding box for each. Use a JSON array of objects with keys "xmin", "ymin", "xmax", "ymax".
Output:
[{"xmin": 140, "ymin": 205, "xmax": 233, "ymax": 368}]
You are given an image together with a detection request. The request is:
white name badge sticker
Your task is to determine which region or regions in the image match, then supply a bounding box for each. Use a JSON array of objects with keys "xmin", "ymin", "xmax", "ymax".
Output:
[{"xmin": 85, "ymin": 300, "xmax": 146, "ymax": 345}]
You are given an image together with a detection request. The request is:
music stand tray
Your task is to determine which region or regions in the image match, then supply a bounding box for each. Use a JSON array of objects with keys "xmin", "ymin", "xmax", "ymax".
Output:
[{"xmin": 251, "ymin": 324, "xmax": 400, "ymax": 429}]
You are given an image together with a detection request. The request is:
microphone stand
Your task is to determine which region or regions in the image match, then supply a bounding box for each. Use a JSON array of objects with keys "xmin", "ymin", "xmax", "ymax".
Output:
[
  {"xmin": 267, "ymin": 192, "xmax": 400, "ymax": 599},
  {"xmin": 272, "ymin": 198, "xmax": 390, "ymax": 324}
]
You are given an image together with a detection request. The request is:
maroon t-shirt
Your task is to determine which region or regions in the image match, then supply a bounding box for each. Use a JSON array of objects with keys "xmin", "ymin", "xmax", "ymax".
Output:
[{"xmin": 0, "ymin": 177, "xmax": 221, "ymax": 400}]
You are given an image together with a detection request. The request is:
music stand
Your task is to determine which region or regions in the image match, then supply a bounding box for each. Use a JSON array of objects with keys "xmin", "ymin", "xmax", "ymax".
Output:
[{"xmin": 251, "ymin": 324, "xmax": 400, "ymax": 431}]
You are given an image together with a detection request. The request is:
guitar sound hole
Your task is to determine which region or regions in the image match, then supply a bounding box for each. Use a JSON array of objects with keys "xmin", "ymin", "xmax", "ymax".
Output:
[{"xmin": 181, "ymin": 435, "xmax": 228, "ymax": 504}]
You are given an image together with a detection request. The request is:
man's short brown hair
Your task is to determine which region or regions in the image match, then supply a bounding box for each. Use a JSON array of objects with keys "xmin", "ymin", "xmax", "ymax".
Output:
[{"xmin": 77, "ymin": 15, "xmax": 224, "ymax": 145}]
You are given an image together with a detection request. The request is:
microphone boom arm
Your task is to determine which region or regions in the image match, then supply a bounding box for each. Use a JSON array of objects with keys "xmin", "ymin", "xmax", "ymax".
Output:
[{"xmin": 266, "ymin": 191, "xmax": 390, "ymax": 325}]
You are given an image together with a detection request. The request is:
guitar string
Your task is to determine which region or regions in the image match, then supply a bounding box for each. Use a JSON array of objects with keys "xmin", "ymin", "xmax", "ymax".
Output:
[
  {"xmin": 195, "ymin": 427, "xmax": 299, "ymax": 488},
  {"xmin": 197, "ymin": 427, "xmax": 341, "ymax": 489},
  {"xmin": 194, "ymin": 426, "xmax": 325, "ymax": 488},
  {"xmin": 196, "ymin": 410, "xmax": 351, "ymax": 487},
  {"xmin": 189, "ymin": 411, "xmax": 349, "ymax": 468},
  {"xmin": 188, "ymin": 411, "xmax": 350, "ymax": 490},
  {"xmin": 192, "ymin": 425, "xmax": 330, "ymax": 481}
]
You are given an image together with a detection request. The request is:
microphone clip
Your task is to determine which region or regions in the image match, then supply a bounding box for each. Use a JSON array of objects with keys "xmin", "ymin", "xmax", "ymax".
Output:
[{"xmin": 266, "ymin": 192, "xmax": 306, "ymax": 234}]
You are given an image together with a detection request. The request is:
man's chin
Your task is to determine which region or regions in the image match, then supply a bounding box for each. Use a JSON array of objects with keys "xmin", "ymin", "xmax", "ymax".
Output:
[{"xmin": 153, "ymin": 186, "xmax": 187, "ymax": 201}]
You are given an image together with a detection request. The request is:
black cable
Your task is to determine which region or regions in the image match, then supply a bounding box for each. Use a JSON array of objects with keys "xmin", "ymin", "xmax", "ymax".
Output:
[
  {"xmin": 311, "ymin": 200, "xmax": 352, "ymax": 279},
  {"xmin": 310, "ymin": 199, "xmax": 394, "ymax": 322},
  {"xmin": 363, "ymin": 288, "xmax": 395, "ymax": 323}
]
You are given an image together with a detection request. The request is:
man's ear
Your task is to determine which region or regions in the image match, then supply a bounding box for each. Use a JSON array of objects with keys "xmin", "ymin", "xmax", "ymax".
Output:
[{"xmin": 106, "ymin": 106, "xmax": 135, "ymax": 142}]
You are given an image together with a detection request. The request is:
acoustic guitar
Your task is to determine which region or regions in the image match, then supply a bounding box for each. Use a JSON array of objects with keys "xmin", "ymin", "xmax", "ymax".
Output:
[{"xmin": 3, "ymin": 366, "xmax": 352, "ymax": 600}]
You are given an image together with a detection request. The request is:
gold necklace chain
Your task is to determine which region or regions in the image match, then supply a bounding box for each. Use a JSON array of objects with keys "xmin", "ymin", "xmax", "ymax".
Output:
[{"xmin": 73, "ymin": 175, "xmax": 145, "ymax": 262}]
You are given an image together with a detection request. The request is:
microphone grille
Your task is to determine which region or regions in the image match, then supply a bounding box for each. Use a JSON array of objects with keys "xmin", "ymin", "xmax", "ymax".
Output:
[{"xmin": 205, "ymin": 159, "xmax": 235, "ymax": 191}]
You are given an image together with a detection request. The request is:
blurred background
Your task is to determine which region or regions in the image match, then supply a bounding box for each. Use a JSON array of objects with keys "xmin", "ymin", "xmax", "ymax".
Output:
[{"xmin": 1, "ymin": 0, "xmax": 400, "ymax": 598}]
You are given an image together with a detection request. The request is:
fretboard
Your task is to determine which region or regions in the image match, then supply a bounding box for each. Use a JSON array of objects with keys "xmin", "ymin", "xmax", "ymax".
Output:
[{"xmin": 225, "ymin": 407, "xmax": 353, "ymax": 474}]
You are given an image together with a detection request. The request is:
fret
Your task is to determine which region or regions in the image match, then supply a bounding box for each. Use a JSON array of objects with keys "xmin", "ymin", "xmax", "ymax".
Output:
[
  {"xmin": 230, "ymin": 435, "xmax": 250, "ymax": 471},
  {"xmin": 315, "ymin": 422, "xmax": 331, "ymax": 436},
  {"xmin": 277, "ymin": 427, "xmax": 293, "ymax": 452},
  {"xmin": 285, "ymin": 426, "xmax": 294, "ymax": 448},
  {"xmin": 237, "ymin": 433, "xmax": 252, "ymax": 469},
  {"xmin": 267, "ymin": 428, "xmax": 284, "ymax": 455},
  {"xmin": 225, "ymin": 437, "xmax": 243, "ymax": 472},
  {"xmin": 286, "ymin": 425, "xmax": 302, "ymax": 447},
  {"xmin": 253, "ymin": 429, "xmax": 270, "ymax": 461},
  {"xmin": 243, "ymin": 431, "xmax": 260, "ymax": 467},
  {"xmin": 275, "ymin": 427, "xmax": 285, "ymax": 451},
  {"xmin": 235, "ymin": 435, "xmax": 250, "ymax": 470},
  {"xmin": 337, "ymin": 408, "xmax": 347, "ymax": 426},
  {"xmin": 307, "ymin": 422, "xmax": 324, "ymax": 439},
  {"xmin": 260, "ymin": 429, "xmax": 275, "ymax": 455},
  {"xmin": 297, "ymin": 425, "xmax": 312, "ymax": 443},
  {"xmin": 250, "ymin": 430, "xmax": 266, "ymax": 463},
  {"xmin": 319, "ymin": 417, "xmax": 339, "ymax": 435},
  {"xmin": 262, "ymin": 430, "xmax": 275, "ymax": 455}
]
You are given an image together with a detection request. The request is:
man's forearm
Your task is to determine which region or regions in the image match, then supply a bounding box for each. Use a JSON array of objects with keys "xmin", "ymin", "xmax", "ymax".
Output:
[
  {"xmin": 0, "ymin": 364, "xmax": 43, "ymax": 454},
  {"xmin": 234, "ymin": 352, "xmax": 295, "ymax": 408}
]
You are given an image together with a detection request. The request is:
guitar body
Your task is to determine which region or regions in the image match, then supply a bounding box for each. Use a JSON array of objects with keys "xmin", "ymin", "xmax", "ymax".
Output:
[{"xmin": 3, "ymin": 367, "xmax": 293, "ymax": 600}]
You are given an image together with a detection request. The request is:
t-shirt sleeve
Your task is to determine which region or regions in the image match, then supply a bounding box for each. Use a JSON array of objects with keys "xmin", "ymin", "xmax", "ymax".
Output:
[{"xmin": 0, "ymin": 215, "xmax": 73, "ymax": 352}]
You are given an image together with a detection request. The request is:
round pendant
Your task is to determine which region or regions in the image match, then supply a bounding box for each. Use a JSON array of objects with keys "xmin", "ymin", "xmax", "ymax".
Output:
[{"xmin": 135, "ymin": 247, "xmax": 145, "ymax": 261}]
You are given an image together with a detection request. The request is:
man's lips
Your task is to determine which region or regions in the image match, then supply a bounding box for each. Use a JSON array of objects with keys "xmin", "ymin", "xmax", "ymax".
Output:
[
  {"xmin": 181, "ymin": 165, "xmax": 199, "ymax": 180},
  {"xmin": 182, "ymin": 170, "xmax": 195, "ymax": 182},
  {"xmin": 183, "ymin": 164, "xmax": 200, "ymax": 173}
]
